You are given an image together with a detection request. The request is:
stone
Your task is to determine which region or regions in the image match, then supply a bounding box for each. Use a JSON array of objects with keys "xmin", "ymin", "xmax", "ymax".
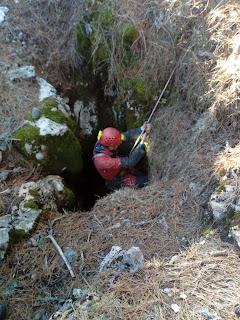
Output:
[
  {"xmin": 14, "ymin": 98, "xmax": 82, "ymax": 175},
  {"xmin": 0, "ymin": 303, "xmax": 6, "ymax": 320},
  {"xmin": 0, "ymin": 215, "xmax": 11, "ymax": 260},
  {"xmin": 7, "ymin": 65, "xmax": 36, "ymax": 81},
  {"xmin": 197, "ymin": 50, "xmax": 213, "ymax": 60},
  {"xmin": 37, "ymin": 77, "xmax": 57, "ymax": 101},
  {"xmin": 235, "ymin": 304, "xmax": 240, "ymax": 317},
  {"xmin": 18, "ymin": 175, "xmax": 75, "ymax": 210},
  {"xmin": 180, "ymin": 293, "xmax": 187, "ymax": 300},
  {"xmin": 100, "ymin": 246, "xmax": 144, "ymax": 273},
  {"xmin": 0, "ymin": 6, "xmax": 9, "ymax": 24},
  {"xmin": 209, "ymin": 181, "xmax": 239, "ymax": 221},
  {"xmin": 199, "ymin": 308, "xmax": 222, "ymax": 320},
  {"xmin": 11, "ymin": 203, "xmax": 42, "ymax": 235},
  {"xmin": 32, "ymin": 107, "xmax": 41, "ymax": 119},
  {"xmin": 0, "ymin": 170, "xmax": 9, "ymax": 182},
  {"xmin": 72, "ymin": 288, "xmax": 88, "ymax": 301},
  {"xmin": 35, "ymin": 152, "xmax": 44, "ymax": 161},
  {"xmin": 171, "ymin": 304, "xmax": 180, "ymax": 313},
  {"xmin": 24, "ymin": 143, "xmax": 33, "ymax": 155},
  {"xmin": 32, "ymin": 309, "xmax": 47, "ymax": 320},
  {"xmin": 0, "ymin": 228, "xmax": 10, "ymax": 260},
  {"xmin": 163, "ymin": 288, "xmax": 173, "ymax": 297},
  {"xmin": 35, "ymin": 117, "xmax": 68, "ymax": 136},
  {"xmin": 230, "ymin": 226, "xmax": 240, "ymax": 249},
  {"xmin": 63, "ymin": 247, "xmax": 77, "ymax": 265},
  {"xmin": 73, "ymin": 100, "xmax": 98, "ymax": 135}
]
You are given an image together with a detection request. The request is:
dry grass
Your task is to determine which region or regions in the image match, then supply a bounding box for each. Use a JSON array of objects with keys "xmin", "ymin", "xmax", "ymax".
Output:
[
  {"xmin": 0, "ymin": 73, "xmax": 38, "ymax": 128},
  {"xmin": 95, "ymin": 235, "xmax": 240, "ymax": 320},
  {"xmin": 10, "ymin": 0, "xmax": 83, "ymax": 84},
  {"xmin": 207, "ymin": 3, "xmax": 240, "ymax": 124},
  {"xmin": 214, "ymin": 142, "xmax": 240, "ymax": 176}
]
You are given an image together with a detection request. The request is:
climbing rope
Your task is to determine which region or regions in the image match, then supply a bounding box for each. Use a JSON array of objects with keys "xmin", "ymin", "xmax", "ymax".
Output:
[{"xmin": 130, "ymin": 48, "xmax": 191, "ymax": 154}]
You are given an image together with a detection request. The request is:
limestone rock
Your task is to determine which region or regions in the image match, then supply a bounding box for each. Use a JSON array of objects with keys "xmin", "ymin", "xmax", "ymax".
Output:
[
  {"xmin": 230, "ymin": 226, "xmax": 240, "ymax": 249},
  {"xmin": 0, "ymin": 176, "xmax": 74, "ymax": 261},
  {"xmin": 0, "ymin": 215, "xmax": 11, "ymax": 260},
  {"xmin": 7, "ymin": 65, "xmax": 36, "ymax": 81},
  {"xmin": 37, "ymin": 77, "xmax": 57, "ymax": 102},
  {"xmin": 0, "ymin": 6, "xmax": 9, "ymax": 24},
  {"xmin": 14, "ymin": 97, "xmax": 82, "ymax": 175},
  {"xmin": 209, "ymin": 173, "xmax": 240, "ymax": 222},
  {"xmin": 18, "ymin": 175, "xmax": 75, "ymax": 210},
  {"xmin": 99, "ymin": 246, "xmax": 144, "ymax": 273},
  {"xmin": 73, "ymin": 100, "xmax": 98, "ymax": 135}
]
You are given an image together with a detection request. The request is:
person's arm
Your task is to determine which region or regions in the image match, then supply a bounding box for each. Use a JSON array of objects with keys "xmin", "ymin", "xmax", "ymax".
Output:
[
  {"xmin": 119, "ymin": 143, "xmax": 145, "ymax": 169},
  {"xmin": 122, "ymin": 123, "xmax": 151, "ymax": 142},
  {"xmin": 122, "ymin": 127, "xmax": 142, "ymax": 142}
]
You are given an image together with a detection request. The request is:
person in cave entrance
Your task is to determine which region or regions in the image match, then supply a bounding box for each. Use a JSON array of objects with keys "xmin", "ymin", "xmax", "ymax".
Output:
[{"xmin": 92, "ymin": 123, "xmax": 150, "ymax": 191}]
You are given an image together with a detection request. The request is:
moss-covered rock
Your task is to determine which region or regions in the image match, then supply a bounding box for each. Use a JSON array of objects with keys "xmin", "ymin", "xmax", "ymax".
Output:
[{"xmin": 14, "ymin": 98, "xmax": 82, "ymax": 175}]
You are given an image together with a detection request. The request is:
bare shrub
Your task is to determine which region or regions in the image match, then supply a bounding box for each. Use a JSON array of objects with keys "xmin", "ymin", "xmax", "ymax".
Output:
[{"xmin": 10, "ymin": 0, "xmax": 84, "ymax": 84}]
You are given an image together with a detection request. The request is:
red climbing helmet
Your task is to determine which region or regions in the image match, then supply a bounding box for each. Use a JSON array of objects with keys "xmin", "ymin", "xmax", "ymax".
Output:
[{"xmin": 100, "ymin": 127, "xmax": 122, "ymax": 148}]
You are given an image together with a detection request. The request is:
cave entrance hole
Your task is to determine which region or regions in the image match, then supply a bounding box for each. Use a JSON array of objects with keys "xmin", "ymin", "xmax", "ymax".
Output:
[
  {"xmin": 58, "ymin": 74, "xmax": 116, "ymax": 211},
  {"xmin": 57, "ymin": 73, "xmax": 148, "ymax": 211}
]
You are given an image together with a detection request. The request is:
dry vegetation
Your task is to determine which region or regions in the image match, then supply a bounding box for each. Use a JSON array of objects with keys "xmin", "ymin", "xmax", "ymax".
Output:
[{"xmin": 1, "ymin": 0, "xmax": 240, "ymax": 319}]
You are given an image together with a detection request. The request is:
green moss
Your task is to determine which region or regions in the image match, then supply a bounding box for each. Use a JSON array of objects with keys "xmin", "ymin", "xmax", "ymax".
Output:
[
  {"xmin": 215, "ymin": 179, "xmax": 233, "ymax": 193},
  {"xmin": 76, "ymin": 21, "xmax": 92, "ymax": 60},
  {"xmin": 41, "ymin": 130, "xmax": 83, "ymax": 175},
  {"xmin": 14, "ymin": 125, "xmax": 40, "ymax": 159},
  {"xmin": 119, "ymin": 23, "xmax": 139, "ymax": 49},
  {"xmin": 132, "ymin": 79, "xmax": 153, "ymax": 106},
  {"xmin": 29, "ymin": 188, "xmax": 40, "ymax": 198},
  {"xmin": 91, "ymin": 31, "xmax": 109, "ymax": 64},
  {"xmin": 62, "ymin": 187, "xmax": 76, "ymax": 209},
  {"xmin": 23, "ymin": 200, "xmax": 40, "ymax": 210},
  {"xmin": 42, "ymin": 97, "xmax": 59, "ymax": 109},
  {"xmin": 200, "ymin": 226, "xmax": 212, "ymax": 236},
  {"xmin": 41, "ymin": 98, "xmax": 77, "ymax": 133},
  {"xmin": 9, "ymin": 228, "xmax": 28, "ymax": 242},
  {"xmin": 14, "ymin": 123, "xmax": 82, "ymax": 175}
]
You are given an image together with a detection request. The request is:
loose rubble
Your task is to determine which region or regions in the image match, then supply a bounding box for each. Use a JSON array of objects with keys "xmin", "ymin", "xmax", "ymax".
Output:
[
  {"xmin": 0, "ymin": 175, "xmax": 75, "ymax": 261},
  {"xmin": 99, "ymin": 245, "xmax": 144, "ymax": 273}
]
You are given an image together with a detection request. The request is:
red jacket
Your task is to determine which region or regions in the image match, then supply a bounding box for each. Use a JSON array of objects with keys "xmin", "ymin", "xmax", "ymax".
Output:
[{"xmin": 93, "ymin": 149, "xmax": 122, "ymax": 180}]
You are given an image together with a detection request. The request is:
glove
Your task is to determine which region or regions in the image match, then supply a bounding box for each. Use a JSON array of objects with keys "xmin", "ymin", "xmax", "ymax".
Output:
[{"xmin": 141, "ymin": 122, "xmax": 151, "ymax": 134}]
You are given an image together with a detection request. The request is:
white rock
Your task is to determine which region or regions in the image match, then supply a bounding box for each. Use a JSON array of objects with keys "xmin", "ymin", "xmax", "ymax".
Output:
[
  {"xmin": 0, "ymin": 6, "xmax": 9, "ymax": 24},
  {"xmin": 230, "ymin": 226, "xmax": 240, "ymax": 249},
  {"xmin": 7, "ymin": 65, "xmax": 35, "ymax": 81},
  {"xmin": 35, "ymin": 117, "xmax": 68, "ymax": 136},
  {"xmin": 74, "ymin": 100, "xmax": 98, "ymax": 135},
  {"xmin": 35, "ymin": 152, "xmax": 44, "ymax": 160},
  {"xmin": 0, "ymin": 228, "xmax": 10, "ymax": 260},
  {"xmin": 180, "ymin": 293, "xmax": 187, "ymax": 300},
  {"xmin": 209, "ymin": 182, "xmax": 239, "ymax": 221},
  {"xmin": 24, "ymin": 143, "xmax": 32, "ymax": 155},
  {"xmin": 171, "ymin": 304, "xmax": 180, "ymax": 313},
  {"xmin": 100, "ymin": 246, "xmax": 144, "ymax": 273},
  {"xmin": 163, "ymin": 288, "xmax": 173, "ymax": 297},
  {"xmin": 199, "ymin": 308, "xmax": 222, "ymax": 320},
  {"xmin": 12, "ymin": 206, "xmax": 41, "ymax": 234},
  {"xmin": 37, "ymin": 77, "xmax": 57, "ymax": 101}
]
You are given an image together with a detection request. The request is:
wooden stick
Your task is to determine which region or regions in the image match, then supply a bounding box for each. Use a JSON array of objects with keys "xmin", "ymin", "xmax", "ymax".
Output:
[{"xmin": 47, "ymin": 234, "xmax": 75, "ymax": 278}]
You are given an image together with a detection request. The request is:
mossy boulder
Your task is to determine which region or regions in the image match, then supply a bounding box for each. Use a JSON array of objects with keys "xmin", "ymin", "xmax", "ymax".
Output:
[
  {"xmin": 0, "ymin": 176, "xmax": 76, "ymax": 261},
  {"xmin": 14, "ymin": 98, "xmax": 82, "ymax": 175}
]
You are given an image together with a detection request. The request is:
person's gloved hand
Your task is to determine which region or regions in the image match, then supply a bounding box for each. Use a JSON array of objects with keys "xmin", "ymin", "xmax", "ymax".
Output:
[{"xmin": 141, "ymin": 122, "xmax": 151, "ymax": 134}]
